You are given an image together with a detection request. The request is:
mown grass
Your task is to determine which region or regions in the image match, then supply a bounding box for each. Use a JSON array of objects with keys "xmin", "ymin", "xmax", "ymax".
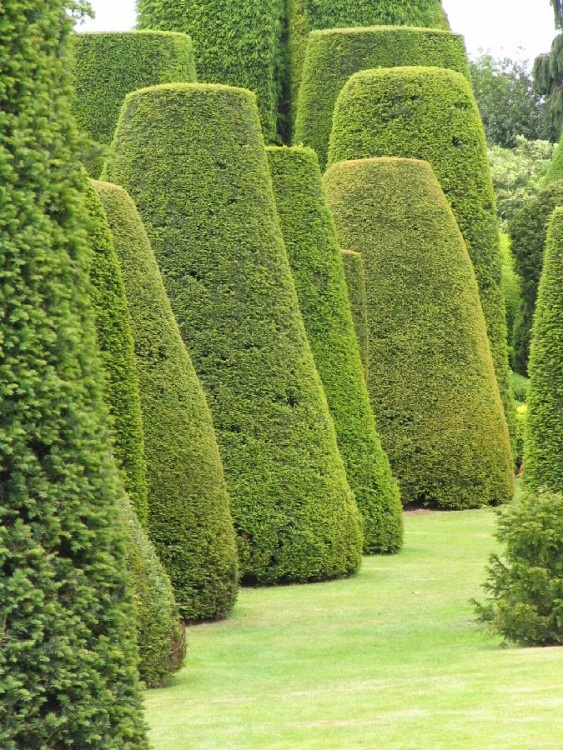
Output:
[{"xmin": 145, "ymin": 508, "xmax": 563, "ymax": 749}]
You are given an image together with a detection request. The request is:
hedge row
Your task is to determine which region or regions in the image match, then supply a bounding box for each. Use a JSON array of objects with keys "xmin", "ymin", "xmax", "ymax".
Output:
[
  {"xmin": 324, "ymin": 157, "xmax": 514, "ymax": 509},
  {"xmin": 295, "ymin": 26, "xmax": 469, "ymax": 169},
  {"xmin": 71, "ymin": 31, "xmax": 196, "ymax": 176},
  {"xmin": 267, "ymin": 146, "xmax": 403, "ymax": 553},
  {"xmin": 105, "ymin": 83, "xmax": 363, "ymax": 584},
  {"xmin": 328, "ymin": 66, "xmax": 515, "ymax": 450},
  {"xmin": 341, "ymin": 250, "xmax": 369, "ymax": 380},
  {"xmin": 0, "ymin": 1, "xmax": 147, "ymax": 745},
  {"xmin": 96, "ymin": 180, "xmax": 239, "ymax": 621}
]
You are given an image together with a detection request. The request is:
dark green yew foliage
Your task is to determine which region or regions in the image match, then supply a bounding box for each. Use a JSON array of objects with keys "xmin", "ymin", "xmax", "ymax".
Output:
[
  {"xmin": 136, "ymin": 0, "xmax": 286, "ymax": 144},
  {"xmin": 295, "ymin": 26, "xmax": 469, "ymax": 169},
  {"xmin": 105, "ymin": 83, "xmax": 363, "ymax": 584},
  {"xmin": 500, "ymin": 234, "xmax": 522, "ymax": 361},
  {"xmin": 523, "ymin": 208, "xmax": 563, "ymax": 492},
  {"xmin": 509, "ymin": 180, "xmax": 563, "ymax": 376},
  {"xmin": 0, "ymin": 1, "xmax": 147, "ymax": 746},
  {"xmin": 71, "ymin": 30, "xmax": 196, "ymax": 176},
  {"xmin": 474, "ymin": 489, "xmax": 563, "ymax": 647},
  {"xmin": 95, "ymin": 180, "xmax": 239, "ymax": 621},
  {"xmin": 324, "ymin": 158, "xmax": 514, "ymax": 509},
  {"xmin": 341, "ymin": 250, "xmax": 369, "ymax": 380},
  {"xmin": 328, "ymin": 66, "xmax": 514, "ymax": 447},
  {"xmin": 267, "ymin": 146, "xmax": 402, "ymax": 554}
]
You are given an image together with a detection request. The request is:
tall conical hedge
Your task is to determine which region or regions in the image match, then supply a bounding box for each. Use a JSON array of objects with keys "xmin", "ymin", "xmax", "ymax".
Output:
[
  {"xmin": 104, "ymin": 83, "xmax": 363, "ymax": 584},
  {"xmin": 324, "ymin": 158, "xmax": 514, "ymax": 509},
  {"xmin": 509, "ymin": 180, "xmax": 563, "ymax": 376},
  {"xmin": 267, "ymin": 146, "xmax": 403, "ymax": 553},
  {"xmin": 544, "ymin": 137, "xmax": 563, "ymax": 185},
  {"xmin": 136, "ymin": 0, "xmax": 286, "ymax": 143},
  {"xmin": 523, "ymin": 208, "xmax": 563, "ymax": 492},
  {"xmin": 500, "ymin": 233, "xmax": 522, "ymax": 360},
  {"xmin": 71, "ymin": 30, "xmax": 197, "ymax": 176},
  {"xmin": 341, "ymin": 250, "xmax": 369, "ymax": 380},
  {"xmin": 0, "ymin": 1, "xmax": 147, "ymax": 745},
  {"xmin": 294, "ymin": 26, "xmax": 469, "ymax": 169},
  {"xmin": 328, "ymin": 66, "xmax": 514, "ymax": 448},
  {"xmin": 95, "ymin": 180, "xmax": 239, "ymax": 621}
]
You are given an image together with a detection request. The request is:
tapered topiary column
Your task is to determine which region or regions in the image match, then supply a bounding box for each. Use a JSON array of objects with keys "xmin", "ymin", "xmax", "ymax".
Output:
[
  {"xmin": 71, "ymin": 30, "xmax": 197, "ymax": 176},
  {"xmin": 294, "ymin": 26, "xmax": 469, "ymax": 169},
  {"xmin": 328, "ymin": 66, "xmax": 514, "ymax": 449},
  {"xmin": 523, "ymin": 208, "xmax": 563, "ymax": 492},
  {"xmin": 267, "ymin": 146, "xmax": 402, "ymax": 553},
  {"xmin": 105, "ymin": 83, "xmax": 363, "ymax": 584},
  {"xmin": 341, "ymin": 250, "xmax": 369, "ymax": 380},
  {"xmin": 509, "ymin": 180, "xmax": 563, "ymax": 375},
  {"xmin": 324, "ymin": 158, "xmax": 514, "ymax": 509},
  {"xmin": 95, "ymin": 181, "xmax": 239, "ymax": 621},
  {"xmin": 0, "ymin": 1, "xmax": 147, "ymax": 745}
]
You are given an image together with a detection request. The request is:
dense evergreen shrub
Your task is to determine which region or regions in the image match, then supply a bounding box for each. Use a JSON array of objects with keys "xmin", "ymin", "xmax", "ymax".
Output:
[
  {"xmin": 71, "ymin": 30, "xmax": 196, "ymax": 176},
  {"xmin": 499, "ymin": 233, "xmax": 522, "ymax": 360},
  {"xmin": 105, "ymin": 83, "xmax": 363, "ymax": 584},
  {"xmin": 328, "ymin": 66, "xmax": 514, "ymax": 445},
  {"xmin": 136, "ymin": 0, "xmax": 286, "ymax": 143},
  {"xmin": 267, "ymin": 146, "xmax": 403, "ymax": 553},
  {"xmin": 324, "ymin": 158, "xmax": 514, "ymax": 509},
  {"xmin": 474, "ymin": 489, "xmax": 563, "ymax": 647},
  {"xmin": 95, "ymin": 181, "xmax": 239, "ymax": 620},
  {"xmin": 341, "ymin": 250, "xmax": 369, "ymax": 379},
  {"xmin": 544, "ymin": 137, "xmax": 563, "ymax": 185},
  {"xmin": 509, "ymin": 180, "xmax": 563, "ymax": 375},
  {"xmin": 295, "ymin": 26, "xmax": 469, "ymax": 169},
  {"xmin": 523, "ymin": 208, "xmax": 563, "ymax": 492},
  {"xmin": 0, "ymin": 1, "xmax": 147, "ymax": 746}
]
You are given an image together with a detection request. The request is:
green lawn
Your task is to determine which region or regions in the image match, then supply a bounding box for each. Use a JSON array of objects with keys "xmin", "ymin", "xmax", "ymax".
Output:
[{"xmin": 145, "ymin": 509, "xmax": 563, "ymax": 749}]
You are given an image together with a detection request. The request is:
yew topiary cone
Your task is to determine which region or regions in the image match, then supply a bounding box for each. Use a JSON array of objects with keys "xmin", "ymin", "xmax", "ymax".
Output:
[
  {"xmin": 95, "ymin": 180, "xmax": 239, "ymax": 621},
  {"xmin": 328, "ymin": 66, "xmax": 514, "ymax": 447},
  {"xmin": 324, "ymin": 157, "xmax": 514, "ymax": 509},
  {"xmin": 267, "ymin": 146, "xmax": 402, "ymax": 553},
  {"xmin": 341, "ymin": 250, "xmax": 369, "ymax": 380},
  {"xmin": 105, "ymin": 83, "xmax": 363, "ymax": 584}
]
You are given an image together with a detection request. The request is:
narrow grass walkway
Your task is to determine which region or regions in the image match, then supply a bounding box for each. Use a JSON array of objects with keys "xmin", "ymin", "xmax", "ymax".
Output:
[{"xmin": 145, "ymin": 509, "xmax": 563, "ymax": 749}]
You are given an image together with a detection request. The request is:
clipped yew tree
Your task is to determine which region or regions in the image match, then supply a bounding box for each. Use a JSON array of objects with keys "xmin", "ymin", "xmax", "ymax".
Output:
[
  {"xmin": 71, "ymin": 30, "xmax": 196, "ymax": 176},
  {"xmin": 523, "ymin": 207, "xmax": 563, "ymax": 492},
  {"xmin": 0, "ymin": 1, "xmax": 147, "ymax": 745},
  {"xmin": 341, "ymin": 250, "xmax": 369, "ymax": 379},
  {"xmin": 544, "ymin": 136, "xmax": 563, "ymax": 185},
  {"xmin": 509, "ymin": 180, "xmax": 563, "ymax": 375},
  {"xmin": 295, "ymin": 26, "xmax": 469, "ymax": 169},
  {"xmin": 267, "ymin": 146, "xmax": 403, "ymax": 553},
  {"xmin": 328, "ymin": 66, "xmax": 514, "ymax": 444},
  {"xmin": 500, "ymin": 233, "xmax": 522, "ymax": 360},
  {"xmin": 324, "ymin": 158, "xmax": 514, "ymax": 509},
  {"xmin": 105, "ymin": 83, "xmax": 363, "ymax": 584},
  {"xmin": 95, "ymin": 181, "xmax": 239, "ymax": 620},
  {"xmin": 136, "ymin": 0, "xmax": 286, "ymax": 143}
]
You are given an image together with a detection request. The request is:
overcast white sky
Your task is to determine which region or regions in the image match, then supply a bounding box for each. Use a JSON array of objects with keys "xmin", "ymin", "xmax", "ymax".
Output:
[{"xmin": 79, "ymin": 0, "xmax": 557, "ymax": 62}]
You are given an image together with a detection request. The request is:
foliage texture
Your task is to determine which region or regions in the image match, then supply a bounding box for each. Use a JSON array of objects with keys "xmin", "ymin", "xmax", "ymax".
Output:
[
  {"xmin": 324, "ymin": 158, "xmax": 514, "ymax": 509},
  {"xmin": 105, "ymin": 83, "xmax": 363, "ymax": 584},
  {"xmin": 295, "ymin": 26, "xmax": 469, "ymax": 169},
  {"xmin": 0, "ymin": 1, "xmax": 148, "ymax": 746},
  {"xmin": 95, "ymin": 180, "xmax": 239, "ymax": 621},
  {"xmin": 328, "ymin": 66, "xmax": 515, "ymax": 446},
  {"xmin": 267, "ymin": 146, "xmax": 402, "ymax": 553},
  {"xmin": 499, "ymin": 233, "xmax": 522, "ymax": 362},
  {"xmin": 341, "ymin": 250, "xmax": 369, "ymax": 380},
  {"xmin": 523, "ymin": 207, "xmax": 563, "ymax": 492},
  {"xmin": 533, "ymin": 34, "xmax": 563, "ymax": 142},
  {"xmin": 71, "ymin": 30, "xmax": 196, "ymax": 176}
]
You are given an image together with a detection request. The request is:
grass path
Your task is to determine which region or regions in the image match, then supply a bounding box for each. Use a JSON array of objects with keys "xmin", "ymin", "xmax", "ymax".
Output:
[{"xmin": 145, "ymin": 509, "xmax": 563, "ymax": 748}]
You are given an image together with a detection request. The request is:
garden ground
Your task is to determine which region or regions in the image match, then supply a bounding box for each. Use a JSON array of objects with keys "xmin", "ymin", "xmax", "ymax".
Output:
[{"xmin": 146, "ymin": 506, "xmax": 563, "ymax": 749}]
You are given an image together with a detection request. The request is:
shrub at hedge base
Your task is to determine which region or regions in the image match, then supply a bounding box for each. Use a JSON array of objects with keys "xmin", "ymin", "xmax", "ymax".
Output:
[
  {"xmin": 71, "ymin": 31, "xmax": 197, "ymax": 176},
  {"xmin": 0, "ymin": 2, "xmax": 147, "ymax": 746},
  {"xmin": 324, "ymin": 158, "xmax": 514, "ymax": 509},
  {"xmin": 105, "ymin": 83, "xmax": 363, "ymax": 584},
  {"xmin": 523, "ymin": 208, "xmax": 563, "ymax": 493},
  {"xmin": 341, "ymin": 250, "xmax": 369, "ymax": 380},
  {"xmin": 328, "ymin": 67, "xmax": 515, "ymax": 450},
  {"xmin": 95, "ymin": 181, "xmax": 239, "ymax": 621},
  {"xmin": 509, "ymin": 180, "xmax": 563, "ymax": 376},
  {"xmin": 267, "ymin": 146, "xmax": 403, "ymax": 554},
  {"xmin": 294, "ymin": 26, "xmax": 469, "ymax": 169}
]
